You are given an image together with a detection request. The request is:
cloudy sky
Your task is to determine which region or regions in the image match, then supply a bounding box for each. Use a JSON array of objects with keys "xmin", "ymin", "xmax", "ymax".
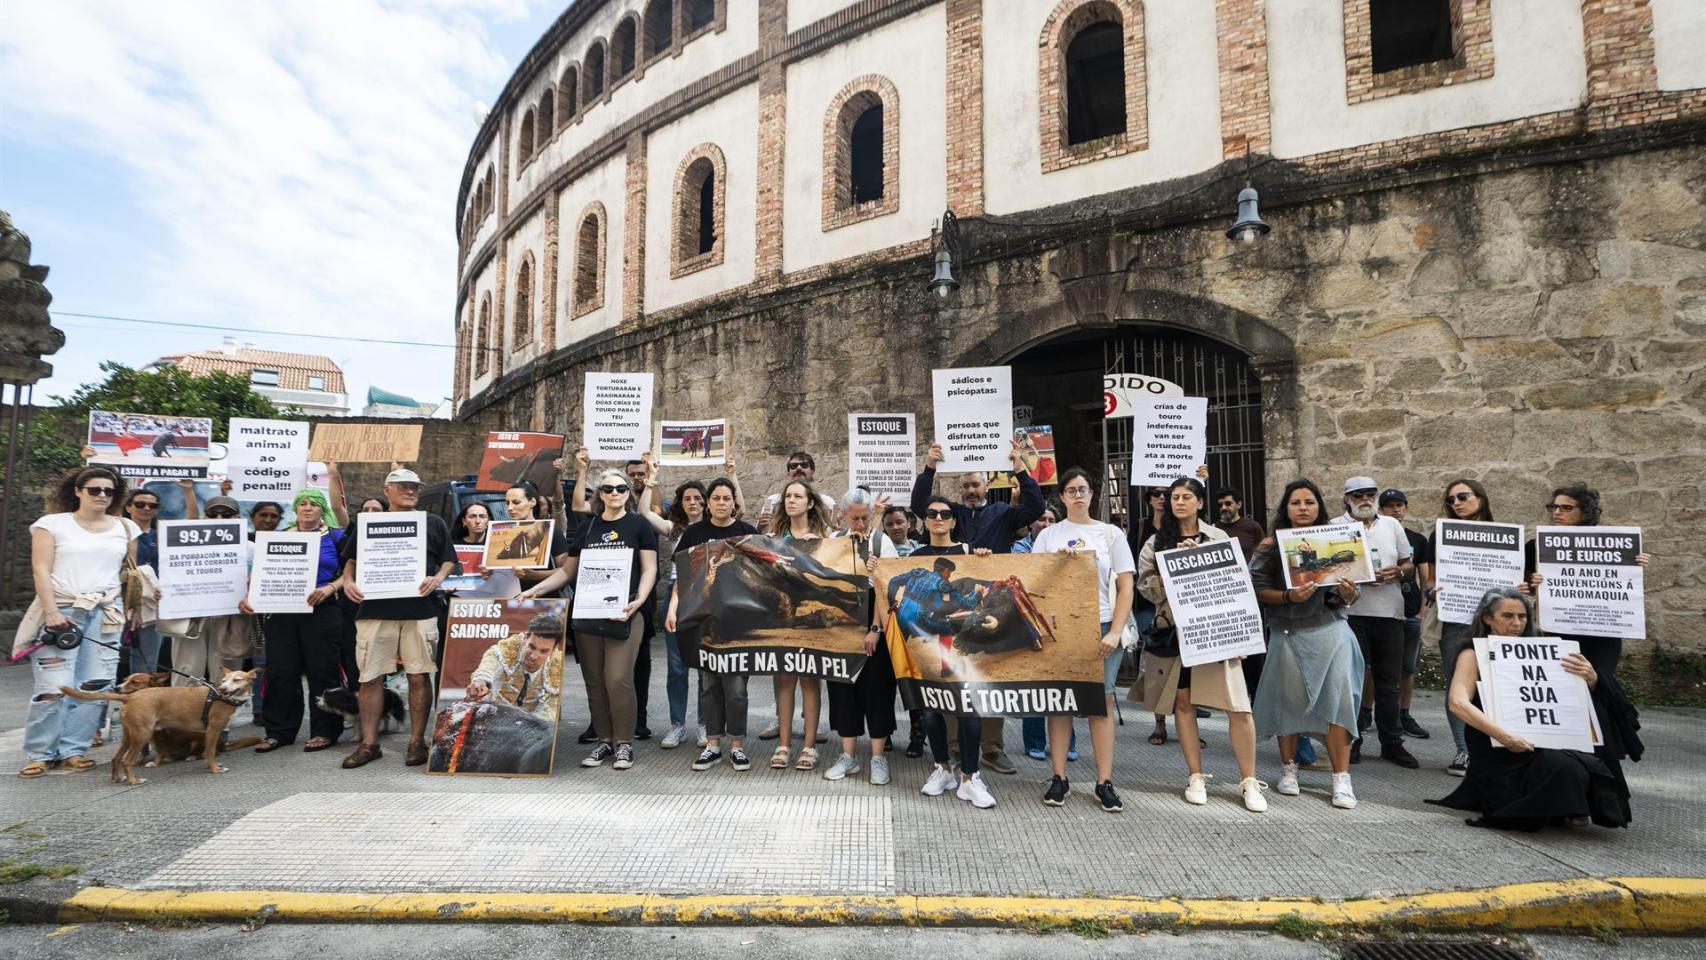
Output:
[{"xmin": 2, "ymin": 0, "xmax": 562, "ymax": 410}]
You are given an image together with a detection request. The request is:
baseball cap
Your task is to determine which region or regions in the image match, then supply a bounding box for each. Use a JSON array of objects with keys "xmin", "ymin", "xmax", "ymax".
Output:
[
  {"xmin": 203, "ymin": 496, "xmax": 241, "ymax": 515},
  {"xmin": 385, "ymin": 468, "xmax": 422, "ymax": 485},
  {"xmin": 1378, "ymin": 488, "xmax": 1407, "ymax": 506},
  {"xmin": 1343, "ymin": 476, "xmax": 1378, "ymax": 494}
]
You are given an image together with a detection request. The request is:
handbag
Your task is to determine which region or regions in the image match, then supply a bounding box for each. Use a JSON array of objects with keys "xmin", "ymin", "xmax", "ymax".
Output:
[{"xmin": 1143, "ymin": 622, "xmax": 1180, "ymax": 659}]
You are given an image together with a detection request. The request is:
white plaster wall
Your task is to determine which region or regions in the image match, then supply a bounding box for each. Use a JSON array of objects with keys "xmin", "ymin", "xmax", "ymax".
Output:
[
  {"xmin": 1267, "ymin": 0, "xmax": 1586, "ymax": 159},
  {"xmin": 781, "ymin": 5, "xmax": 947, "ymax": 274},
  {"xmin": 555, "ymin": 151, "xmax": 630, "ymax": 348},
  {"xmin": 504, "ymin": 211, "xmax": 548, "ymax": 371},
  {"xmin": 466, "ymin": 263, "xmax": 499, "ymax": 397},
  {"xmin": 788, "ymin": 0, "xmax": 862, "ymax": 34},
  {"xmin": 1651, "ymin": 0, "xmax": 1706, "ymax": 92},
  {"xmin": 643, "ymin": 82, "xmax": 760, "ymax": 312},
  {"xmin": 982, "ymin": 0, "xmax": 1224, "ymax": 216},
  {"xmin": 514, "ymin": 1, "xmax": 759, "ymax": 204}
]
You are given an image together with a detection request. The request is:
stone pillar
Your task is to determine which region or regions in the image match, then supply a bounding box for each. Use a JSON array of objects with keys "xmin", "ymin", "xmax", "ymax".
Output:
[
  {"xmin": 542, "ymin": 192, "xmax": 560, "ymax": 354},
  {"xmin": 1214, "ymin": 0, "xmax": 1271, "ymax": 158},
  {"xmin": 945, "ymin": 0, "xmax": 984, "ymax": 217}
]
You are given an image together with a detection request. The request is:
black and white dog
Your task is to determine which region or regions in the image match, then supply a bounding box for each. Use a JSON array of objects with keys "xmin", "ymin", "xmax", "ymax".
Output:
[{"xmin": 315, "ymin": 672, "xmax": 408, "ymax": 733}]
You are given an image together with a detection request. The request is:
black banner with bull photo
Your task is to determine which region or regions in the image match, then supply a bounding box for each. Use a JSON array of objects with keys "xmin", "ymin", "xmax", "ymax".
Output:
[
  {"xmin": 673, "ymin": 535, "xmax": 870, "ymax": 681},
  {"xmin": 874, "ymin": 552, "xmax": 1104, "ymax": 717}
]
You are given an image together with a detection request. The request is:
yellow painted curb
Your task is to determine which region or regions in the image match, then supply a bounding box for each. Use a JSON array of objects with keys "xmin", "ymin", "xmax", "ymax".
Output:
[{"xmin": 56, "ymin": 877, "xmax": 1706, "ymax": 933}]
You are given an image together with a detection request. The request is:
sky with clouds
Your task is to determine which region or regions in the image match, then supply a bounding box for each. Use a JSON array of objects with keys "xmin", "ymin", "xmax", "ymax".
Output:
[{"xmin": 1, "ymin": 0, "xmax": 561, "ymax": 411}]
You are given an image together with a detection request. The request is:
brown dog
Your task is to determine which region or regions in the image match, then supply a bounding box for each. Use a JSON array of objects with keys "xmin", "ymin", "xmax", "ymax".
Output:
[{"xmin": 61, "ymin": 667, "xmax": 259, "ymax": 785}]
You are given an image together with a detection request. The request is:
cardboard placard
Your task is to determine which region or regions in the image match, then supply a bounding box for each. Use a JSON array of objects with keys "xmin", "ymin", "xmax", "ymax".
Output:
[{"xmin": 308, "ymin": 423, "xmax": 422, "ymax": 463}]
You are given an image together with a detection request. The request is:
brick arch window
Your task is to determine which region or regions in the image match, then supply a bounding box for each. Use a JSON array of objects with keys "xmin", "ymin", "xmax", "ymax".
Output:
[
  {"xmin": 475, "ymin": 294, "xmax": 493, "ymax": 376},
  {"xmin": 538, "ymin": 89, "xmax": 555, "ymax": 142},
  {"xmin": 643, "ymin": 0, "xmax": 673, "ymax": 61},
  {"xmin": 559, "ymin": 67, "xmax": 579, "ymax": 126},
  {"xmin": 518, "ymin": 107, "xmax": 536, "ymax": 166},
  {"xmin": 483, "ymin": 165, "xmax": 495, "ymax": 218},
  {"xmin": 583, "ymin": 42, "xmax": 606, "ymax": 106},
  {"xmin": 672, "ymin": 143, "xmax": 725, "ymax": 276},
  {"xmin": 686, "ymin": 0, "xmax": 715, "ymax": 31},
  {"xmin": 512, "ymin": 255, "xmax": 535, "ymax": 347},
  {"xmin": 571, "ymin": 202, "xmax": 607, "ymax": 318},
  {"xmin": 822, "ymin": 75, "xmax": 900, "ymax": 230},
  {"xmin": 1038, "ymin": 0, "xmax": 1147, "ymax": 172},
  {"xmin": 611, "ymin": 16, "xmax": 638, "ymax": 83}
]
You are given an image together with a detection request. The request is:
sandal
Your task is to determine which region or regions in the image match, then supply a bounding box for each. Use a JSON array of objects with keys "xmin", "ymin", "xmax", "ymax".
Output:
[
  {"xmin": 770, "ymin": 745, "xmax": 791, "ymax": 769},
  {"xmin": 254, "ymin": 738, "xmax": 284, "ymax": 754},
  {"xmin": 341, "ymin": 743, "xmax": 383, "ymax": 769},
  {"xmin": 795, "ymin": 747, "xmax": 818, "ymax": 771},
  {"xmin": 1148, "ymin": 724, "xmax": 1167, "ymax": 746},
  {"xmin": 303, "ymin": 737, "xmax": 334, "ymax": 752},
  {"xmin": 62, "ymin": 756, "xmax": 97, "ymax": 772},
  {"xmin": 19, "ymin": 761, "xmax": 50, "ymax": 779}
]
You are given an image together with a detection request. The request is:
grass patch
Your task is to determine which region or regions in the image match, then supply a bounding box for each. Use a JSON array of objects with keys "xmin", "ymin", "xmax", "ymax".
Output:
[
  {"xmin": 0, "ymin": 861, "xmax": 44, "ymax": 885},
  {"xmin": 0, "ymin": 824, "xmax": 45, "ymax": 840},
  {"xmin": 1274, "ymin": 912, "xmax": 1330, "ymax": 941},
  {"xmin": 1068, "ymin": 918, "xmax": 1110, "ymax": 940},
  {"xmin": 146, "ymin": 911, "xmax": 204, "ymax": 930},
  {"xmin": 43, "ymin": 865, "xmax": 80, "ymax": 880}
]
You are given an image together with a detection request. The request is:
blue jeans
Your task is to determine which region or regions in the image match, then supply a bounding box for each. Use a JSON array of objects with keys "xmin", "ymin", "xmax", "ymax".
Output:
[
  {"xmin": 26, "ymin": 605, "xmax": 120, "ymax": 762},
  {"xmin": 129, "ymin": 623, "xmax": 163, "ymax": 676},
  {"xmin": 662, "ymin": 579, "xmax": 700, "ymax": 728}
]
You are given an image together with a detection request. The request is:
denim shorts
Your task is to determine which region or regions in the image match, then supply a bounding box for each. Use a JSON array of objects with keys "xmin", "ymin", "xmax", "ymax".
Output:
[{"xmin": 1100, "ymin": 620, "xmax": 1119, "ymax": 694}]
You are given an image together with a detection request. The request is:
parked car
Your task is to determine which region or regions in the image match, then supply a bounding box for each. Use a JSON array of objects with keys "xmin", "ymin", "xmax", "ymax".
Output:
[{"xmin": 419, "ymin": 476, "xmax": 510, "ymax": 534}]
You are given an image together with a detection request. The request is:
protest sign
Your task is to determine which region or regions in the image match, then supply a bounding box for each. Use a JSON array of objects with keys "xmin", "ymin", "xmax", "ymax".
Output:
[
  {"xmin": 444, "ymin": 543, "xmax": 519, "ymax": 598},
  {"xmin": 847, "ymin": 413, "xmax": 916, "ymax": 497},
  {"xmin": 430, "ymin": 597, "xmax": 567, "ymax": 776},
  {"xmin": 582, "ymin": 371, "xmax": 654, "ymax": 460},
  {"xmin": 675, "ymin": 536, "xmax": 869, "ymax": 681},
  {"xmin": 226, "ymin": 418, "xmax": 309, "ymax": 500},
  {"xmin": 308, "ymin": 423, "xmax": 422, "ymax": 463},
  {"xmin": 1274, "ymin": 524, "xmax": 1375, "ymax": 588},
  {"xmin": 1102, "ymin": 373, "xmax": 1184, "ymax": 418},
  {"xmin": 475, "ymin": 432, "xmax": 563, "ymax": 492},
  {"xmin": 1476, "ymin": 636, "xmax": 1597, "ymax": 752},
  {"xmin": 1434, "ymin": 520, "xmax": 1526, "ymax": 625},
  {"xmin": 1158, "ymin": 539, "xmax": 1266, "ymax": 667},
  {"xmin": 1536, "ymin": 526, "xmax": 1645, "ymax": 640},
  {"xmin": 157, "ymin": 520, "xmax": 247, "ymax": 619},
  {"xmin": 572, "ymin": 547, "xmax": 634, "ymax": 619},
  {"xmin": 931, "ymin": 366, "xmax": 1012, "ymax": 472},
  {"xmin": 875, "ymin": 551, "xmax": 1103, "ymax": 717},
  {"xmin": 355, "ymin": 511, "xmax": 428, "ymax": 600},
  {"xmin": 87, "ymin": 410, "xmax": 212, "ymax": 479},
  {"xmin": 247, "ymin": 531, "xmax": 319, "ymax": 614},
  {"xmin": 986, "ymin": 425, "xmax": 1057, "ymax": 489},
  {"xmin": 1130, "ymin": 395, "xmax": 1206, "ymax": 487},
  {"xmin": 483, "ymin": 519, "xmax": 555, "ymax": 570},
  {"xmin": 656, "ymin": 419, "xmax": 726, "ymax": 466}
]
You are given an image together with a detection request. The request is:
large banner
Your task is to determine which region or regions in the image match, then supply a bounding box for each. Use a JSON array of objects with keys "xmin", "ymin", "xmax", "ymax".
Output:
[
  {"xmin": 875, "ymin": 552, "xmax": 1103, "ymax": 717},
  {"xmin": 87, "ymin": 410, "xmax": 212, "ymax": 479},
  {"xmin": 475, "ymin": 431, "xmax": 562, "ymax": 492},
  {"xmin": 157, "ymin": 520, "xmax": 247, "ymax": 619},
  {"xmin": 1434, "ymin": 520, "xmax": 1526, "ymax": 625},
  {"xmin": 429, "ymin": 597, "xmax": 567, "ymax": 777},
  {"xmin": 674, "ymin": 536, "xmax": 869, "ymax": 681},
  {"xmin": 1536, "ymin": 525, "xmax": 1645, "ymax": 640}
]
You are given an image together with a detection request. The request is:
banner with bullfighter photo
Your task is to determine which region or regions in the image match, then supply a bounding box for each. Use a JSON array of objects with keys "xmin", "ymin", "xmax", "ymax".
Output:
[
  {"xmin": 673, "ymin": 535, "xmax": 870, "ymax": 681},
  {"xmin": 875, "ymin": 552, "xmax": 1104, "ymax": 717},
  {"xmin": 474, "ymin": 431, "xmax": 563, "ymax": 492},
  {"xmin": 428, "ymin": 597, "xmax": 567, "ymax": 777}
]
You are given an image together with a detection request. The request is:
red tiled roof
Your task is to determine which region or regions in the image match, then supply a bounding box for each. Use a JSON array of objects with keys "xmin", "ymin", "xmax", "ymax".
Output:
[{"xmin": 157, "ymin": 346, "xmax": 346, "ymax": 394}]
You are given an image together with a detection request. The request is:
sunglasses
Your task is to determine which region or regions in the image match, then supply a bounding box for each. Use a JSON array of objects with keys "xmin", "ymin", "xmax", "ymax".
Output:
[
  {"xmin": 598, "ymin": 484, "xmax": 630, "ymax": 494},
  {"xmin": 1544, "ymin": 503, "xmax": 1579, "ymax": 512},
  {"xmin": 1148, "ymin": 491, "xmax": 1166, "ymax": 498},
  {"xmin": 787, "ymin": 462, "xmax": 811, "ymax": 471},
  {"xmin": 131, "ymin": 501, "xmax": 160, "ymax": 509},
  {"xmin": 206, "ymin": 509, "xmax": 238, "ymax": 519},
  {"xmin": 1445, "ymin": 491, "xmax": 1477, "ymax": 504},
  {"xmin": 1348, "ymin": 489, "xmax": 1378, "ymax": 498},
  {"xmin": 81, "ymin": 486, "xmax": 116, "ymax": 497},
  {"xmin": 923, "ymin": 509, "xmax": 954, "ymax": 520}
]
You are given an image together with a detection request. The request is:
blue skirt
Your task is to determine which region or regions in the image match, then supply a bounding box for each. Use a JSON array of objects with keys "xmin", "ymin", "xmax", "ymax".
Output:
[{"xmin": 1253, "ymin": 618, "xmax": 1364, "ymax": 740}]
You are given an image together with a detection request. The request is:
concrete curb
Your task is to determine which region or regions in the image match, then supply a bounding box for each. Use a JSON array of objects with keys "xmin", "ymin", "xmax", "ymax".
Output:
[{"xmin": 22, "ymin": 877, "xmax": 1706, "ymax": 932}]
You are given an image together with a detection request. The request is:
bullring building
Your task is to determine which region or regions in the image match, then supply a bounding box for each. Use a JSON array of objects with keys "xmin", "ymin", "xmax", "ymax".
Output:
[{"xmin": 452, "ymin": 1, "xmax": 1706, "ymax": 655}]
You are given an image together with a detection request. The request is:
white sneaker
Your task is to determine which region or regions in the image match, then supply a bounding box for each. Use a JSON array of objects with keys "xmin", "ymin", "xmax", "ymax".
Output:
[
  {"xmin": 1240, "ymin": 777, "xmax": 1269, "ymax": 813},
  {"xmin": 869, "ymin": 755, "xmax": 890, "ymax": 786},
  {"xmin": 1276, "ymin": 762, "xmax": 1300, "ymax": 796},
  {"xmin": 921, "ymin": 764, "xmax": 957, "ymax": 797},
  {"xmin": 957, "ymin": 772, "xmax": 997, "ymax": 809},
  {"xmin": 695, "ymin": 726, "xmax": 708, "ymax": 748},
  {"xmin": 823, "ymin": 752, "xmax": 860, "ymax": 781},
  {"xmin": 1332, "ymin": 772, "xmax": 1357, "ymax": 809},
  {"xmin": 660, "ymin": 724, "xmax": 687, "ymax": 749},
  {"xmin": 1447, "ymin": 751, "xmax": 1469, "ymax": 777},
  {"xmin": 1184, "ymin": 772, "xmax": 1210, "ymax": 805}
]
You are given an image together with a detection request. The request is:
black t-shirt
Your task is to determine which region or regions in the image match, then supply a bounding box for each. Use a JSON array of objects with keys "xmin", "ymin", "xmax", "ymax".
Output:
[
  {"xmin": 672, "ymin": 519, "xmax": 758, "ymax": 579},
  {"xmin": 910, "ymin": 542, "xmax": 970, "ymax": 557},
  {"xmin": 339, "ymin": 512, "xmax": 456, "ymax": 621},
  {"xmin": 568, "ymin": 511, "xmax": 660, "ymax": 603}
]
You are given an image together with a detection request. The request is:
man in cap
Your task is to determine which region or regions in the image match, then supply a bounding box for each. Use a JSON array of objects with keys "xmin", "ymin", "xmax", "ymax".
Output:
[
  {"xmin": 1334, "ymin": 476, "xmax": 1417, "ymax": 768},
  {"xmin": 338, "ymin": 467, "xmax": 458, "ymax": 768},
  {"xmin": 1378, "ymin": 488, "xmax": 1433, "ymax": 740}
]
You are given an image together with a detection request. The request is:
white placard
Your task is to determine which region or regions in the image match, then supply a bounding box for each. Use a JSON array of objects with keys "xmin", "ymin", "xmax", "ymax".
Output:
[
  {"xmin": 1434, "ymin": 520, "xmax": 1527, "ymax": 625},
  {"xmin": 1130, "ymin": 395, "xmax": 1207, "ymax": 487},
  {"xmin": 157, "ymin": 520, "xmax": 248, "ymax": 619},
  {"xmin": 248, "ymin": 531, "xmax": 319, "ymax": 614},
  {"xmin": 931, "ymin": 366, "xmax": 1012, "ymax": 472},
  {"xmin": 847, "ymin": 413, "xmax": 916, "ymax": 497},
  {"xmin": 355, "ymin": 511, "xmax": 429, "ymax": 601},
  {"xmin": 1536, "ymin": 525, "xmax": 1645, "ymax": 640},
  {"xmin": 226, "ymin": 417, "xmax": 309, "ymax": 500},
  {"xmin": 572, "ymin": 547, "xmax": 634, "ymax": 619},
  {"xmin": 582, "ymin": 372, "xmax": 654, "ymax": 460},
  {"xmin": 1477, "ymin": 636, "xmax": 1597, "ymax": 752},
  {"xmin": 1102, "ymin": 373, "xmax": 1184, "ymax": 418},
  {"xmin": 1157, "ymin": 538, "xmax": 1267, "ymax": 667}
]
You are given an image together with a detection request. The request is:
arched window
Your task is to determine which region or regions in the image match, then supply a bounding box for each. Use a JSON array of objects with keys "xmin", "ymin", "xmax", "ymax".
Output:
[
  {"xmin": 518, "ymin": 107, "xmax": 536, "ymax": 165},
  {"xmin": 823, "ymin": 77, "xmax": 900, "ymax": 229},
  {"xmin": 559, "ymin": 67, "xmax": 578, "ymax": 125},
  {"xmin": 687, "ymin": 0, "xmax": 714, "ymax": 31},
  {"xmin": 643, "ymin": 0, "xmax": 673, "ymax": 60},
  {"xmin": 673, "ymin": 144, "xmax": 725, "ymax": 275},
  {"xmin": 572, "ymin": 203, "xmax": 606, "ymax": 316},
  {"xmin": 583, "ymin": 43, "xmax": 606, "ymax": 105},
  {"xmin": 538, "ymin": 90, "xmax": 555, "ymax": 141},
  {"xmin": 1039, "ymin": 0, "xmax": 1146, "ymax": 171},
  {"xmin": 512, "ymin": 257, "xmax": 534, "ymax": 346},
  {"xmin": 850, "ymin": 101, "xmax": 884, "ymax": 203},
  {"xmin": 483, "ymin": 165, "xmax": 495, "ymax": 217},
  {"xmin": 1065, "ymin": 20, "xmax": 1124, "ymax": 144},
  {"xmin": 612, "ymin": 17, "xmax": 637, "ymax": 82},
  {"xmin": 475, "ymin": 295, "xmax": 492, "ymax": 376}
]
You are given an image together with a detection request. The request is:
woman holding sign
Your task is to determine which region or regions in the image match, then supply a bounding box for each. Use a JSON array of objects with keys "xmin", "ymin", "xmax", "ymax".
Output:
[
  {"xmin": 504, "ymin": 481, "xmax": 573, "ymax": 594},
  {"xmin": 1137, "ymin": 477, "xmax": 1267, "ymax": 812},
  {"xmin": 1428, "ymin": 478, "xmax": 1499, "ymax": 777},
  {"xmin": 1250, "ymin": 479, "xmax": 1363, "ymax": 809},
  {"xmin": 1429, "ymin": 587, "xmax": 1635, "ymax": 831},
  {"xmin": 1522, "ymin": 483, "xmax": 1651, "ymax": 683},
  {"xmin": 765, "ymin": 479, "xmax": 833, "ymax": 771}
]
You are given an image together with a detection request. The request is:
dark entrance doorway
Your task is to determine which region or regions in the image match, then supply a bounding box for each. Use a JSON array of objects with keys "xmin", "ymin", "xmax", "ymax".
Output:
[{"xmin": 1006, "ymin": 324, "xmax": 1267, "ymax": 533}]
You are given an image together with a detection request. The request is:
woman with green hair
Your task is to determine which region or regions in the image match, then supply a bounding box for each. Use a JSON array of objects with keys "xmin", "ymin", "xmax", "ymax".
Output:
[{"xmin": 245, "ymin": 487, "xmax": 352, "ymax": 753}]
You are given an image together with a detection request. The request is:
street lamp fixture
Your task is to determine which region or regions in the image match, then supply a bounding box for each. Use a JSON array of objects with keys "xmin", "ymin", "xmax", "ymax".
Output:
[
  {"xmin": 929, "ymin": 210, "xmax": 961, "ymax": 299},
  {"xmin": 1226, "ymin": 184, "xmax": 1270, "ymax": 245}
]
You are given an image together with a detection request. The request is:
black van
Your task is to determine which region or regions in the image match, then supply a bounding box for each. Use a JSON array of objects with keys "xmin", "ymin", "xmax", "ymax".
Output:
[{"xmin": 418, "ymin": 476, "xmax": 511, "ymax": 532}]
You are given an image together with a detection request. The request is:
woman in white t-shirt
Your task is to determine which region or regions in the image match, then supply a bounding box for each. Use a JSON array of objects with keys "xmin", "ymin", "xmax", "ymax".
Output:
[
  {"xmin": 17, "ymin": 467, "xmax": 140, "ymax": 778},
  {"xmin": 1029, "ymin": 467, "xmax": 1136, "ymax": 815}
]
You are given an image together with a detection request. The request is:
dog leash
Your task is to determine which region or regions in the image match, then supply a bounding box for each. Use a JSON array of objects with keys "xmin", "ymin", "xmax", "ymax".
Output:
[{"xmin": 16, "ymin": 628, "xmax": 234, "ymax": 701}]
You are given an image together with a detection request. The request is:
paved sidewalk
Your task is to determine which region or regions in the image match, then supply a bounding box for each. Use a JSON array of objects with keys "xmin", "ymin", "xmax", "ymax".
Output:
[{"xmin": 0, "ymin": 647, "xmax": 1700, "ymax": 916}]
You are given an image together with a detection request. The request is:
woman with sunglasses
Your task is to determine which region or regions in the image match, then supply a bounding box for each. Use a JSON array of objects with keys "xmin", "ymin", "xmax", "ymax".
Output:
[
  {"xmin": 766, "ymin": 478, "xmax": 834, "ymax": 771},
  {"xmin": 17, "ymin": 467, "xmax": 139, "ymax": 778},
  {"xmin": 504, "ymin": 481, "xmax": 573, "ymax": 595},
  {"xmin": 522, "ymin": 469, "xmax": 658, "ymax": 770},
  {"xmin": 1425, "ymin": 478, "xmax": 1498, "ymax": 777},
  {"xmin": 1522, "ymin": 484, "xmax": 1650, "ymax": 682}
]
